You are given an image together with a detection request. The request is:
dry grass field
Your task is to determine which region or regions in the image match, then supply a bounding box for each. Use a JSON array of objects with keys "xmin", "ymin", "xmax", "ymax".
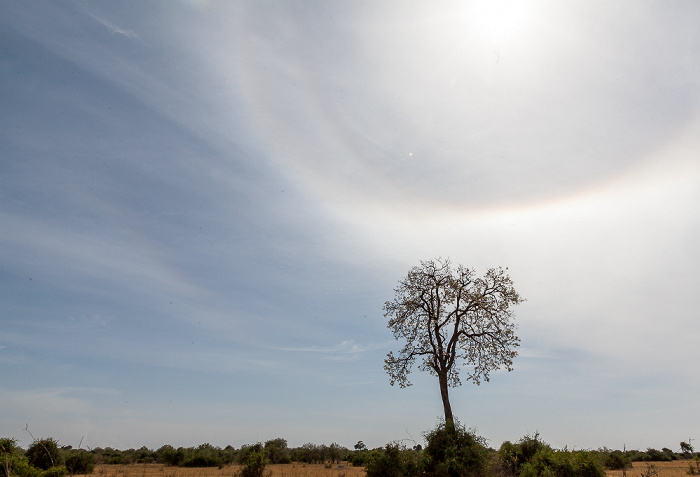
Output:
[
  {"xmin": 93, "ymin": 460, "xmax": 696, "ymax": 477},
  {"xmin": 94, "ymin": 463, "xmax": 366, "ymax": 477},
  {"xmin": 606, "ymin": 460, "xmax": 694, "ymax": 477}
]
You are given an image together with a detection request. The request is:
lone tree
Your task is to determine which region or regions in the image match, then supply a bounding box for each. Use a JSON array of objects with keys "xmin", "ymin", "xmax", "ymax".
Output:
[{"xmin": 384, "ymin": 258, "xmax": 523, "ymax": 429}]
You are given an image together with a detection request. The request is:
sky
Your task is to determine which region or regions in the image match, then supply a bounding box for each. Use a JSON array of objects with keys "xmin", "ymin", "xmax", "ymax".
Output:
[{"xmin": 1, "ymin": 0, "xmax": 699, "ymax": 453}]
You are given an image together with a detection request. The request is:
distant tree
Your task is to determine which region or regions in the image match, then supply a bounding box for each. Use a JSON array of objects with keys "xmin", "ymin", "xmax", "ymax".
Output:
[
  {"xmin": 264, "ymin": 439, "xmax": 290, "ymax": 464},
  {"xmin": 384, "ymin": 258, "xmax": 523, "ymax": 430},
  {"xmin": 156, "ymin": 445, "xmax": 181, "ymax": 466},
  {"xmin": 681, "ymin": 441, "xmax": 694, "ymax": 454},
  {"xmin": 354, "ymin": 441, "xmax": 366, "ymax": 451},
  {"xmin": 182, "ymin": 443, "xmax": 222, "ymax": 467},
  {"xmin": 327, "ymin": 443, "xmax": 343, "ymax": 464},
  {"xmin": 295, "ymin": 443, "xmax": 322, "ymax": 464}
]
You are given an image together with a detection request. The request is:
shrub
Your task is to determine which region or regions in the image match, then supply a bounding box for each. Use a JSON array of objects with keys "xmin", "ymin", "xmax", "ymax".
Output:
[
  {"xmin": 27, "ymin": 439, "xmax": 64, "ymax": 471},
  {"xmin": 2, "ymin": 438, "xmax": 19, "ymax": 477},
  {"xmin": 365, "ymin": 443, "xmax": 420, "ymax": 477},
  {"xmin": 1, "ymin": 438, "xmax": 18, "ymax": 457},
  {"xmin": 347, "ymin": 450, "xmax": 371, "ymax": 467},
  {"xmin": 264, "ymin": 439, "xmax": 290, "ymax": 465},
  {"xmin": 97, "ymin": 448, "xmax": 124, "ymax": 465},
  {"xmin": 497, "ymin": 434, "xmax": 548, "ymax": 477},
  {"xmin": 155, "ymin": 445, "xmax": 181, "ymax": 466},
  {"xmin": 181, "ymin": 443, "xmax": 223, "ymax": 468},
  {"xmin": 41, "ymin": 467, "xmax": 66, "ymax": 477},
  {"xmin": 520, "ymin": 448, "xmax": 605, "ymax": 477},
  {"xmin": 645, "ymin": 449, "xmax": 671, "ymax": 462},
  {"xmin": 601, "ymin": 449, "xmax": 631, "ymax": 470},
  {"xmin": 422, "ymin": 422, "xmax": 489, "ymax": 477},
  {"xmin": 236, "ymin": 445, "xmax": 268, "ymax": 477},
  {"xmin": 64, "ymin": 451, "xmax": 94, "ymax": 475}
]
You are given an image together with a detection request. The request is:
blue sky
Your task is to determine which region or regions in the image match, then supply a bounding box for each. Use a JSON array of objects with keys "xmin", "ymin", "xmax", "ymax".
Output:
[{"xmin": 2, "ymin": 1, "xmax": 699, "ymax": 452}]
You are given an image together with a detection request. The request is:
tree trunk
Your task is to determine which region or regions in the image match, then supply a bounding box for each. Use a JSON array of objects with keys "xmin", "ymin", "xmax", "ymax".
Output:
[{"xmin": 438, "ymin": 371, "xmax": 455, "ymax": 432}]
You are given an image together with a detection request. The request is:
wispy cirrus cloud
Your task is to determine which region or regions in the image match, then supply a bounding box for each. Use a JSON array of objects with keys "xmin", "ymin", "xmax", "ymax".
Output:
[
  {"xmin": 83, "ymin": 10, "xmax": 138, "ymax": 39},
  {"xmin": 271, "ymin": 339, "xmax": 388, "ymax": 354}
]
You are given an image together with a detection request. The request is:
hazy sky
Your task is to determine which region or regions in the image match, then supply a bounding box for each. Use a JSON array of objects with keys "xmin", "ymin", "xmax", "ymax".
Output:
[{"xmin": 2, "ymin": 1, "xmax": 699, "ymax": 452}]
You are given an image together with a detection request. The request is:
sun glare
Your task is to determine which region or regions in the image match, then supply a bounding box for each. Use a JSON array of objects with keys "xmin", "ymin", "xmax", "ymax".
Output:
[{"xmin": 470, "ymin": 0, "xmax": 538, "ymax": 46}]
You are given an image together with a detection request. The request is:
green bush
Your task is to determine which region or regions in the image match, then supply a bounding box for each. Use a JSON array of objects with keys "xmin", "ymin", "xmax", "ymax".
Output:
[
  {"xmin": 155, "ymin": 445, "xmax": 180, "ymax": 466},
  {"xmin": 236, "ymin": 445, "xmax": 268, "ymax": 477},
  {"xmin": 1, "ymin": 438, "xmax": 19, "ymax": 477},
  {"xmin": 13, "ymin": 459, "xmax": 41, "ymax": 477},
  {"xmin": 264, "ymin": 439, "xmax": 290, "ymax": 465},
  {"xmin": 1, "ymin": 438, "xmax": 19, "ymax": 457},
  {"xmin": 27, "ymin": 439, "xmax": 64, "ymax": 471},
  {"xmin": 347, "ymin": 450, "xmax": 371, "ymax": 467},
  {"xmin": 64, "ymin": 451, "xmax": 94, "ymax": 475},
  {"xmin": 519, "ymin": 448, "xmax": 605, "ymax": 477},
  {"xmin": 422, "ymin": 422, "xmax": 489, "ymax": 477},
  {"xmin": 497, "ymin": 434, "xmax": 605, "ymax": 477},
  {"xmin": 365, "ymin": 443, "xmax": 421, "ymax": 477},
  {"xmin": 41, "ymin": 467, "xmax": 66, "ymax": 477},
  {"xmin": 498, "ymin": 434, "xmax": 548, "ymax": 477},
  {"xmin": 601, "ymin": 449, "xmax": 631, "ymax": 470}
]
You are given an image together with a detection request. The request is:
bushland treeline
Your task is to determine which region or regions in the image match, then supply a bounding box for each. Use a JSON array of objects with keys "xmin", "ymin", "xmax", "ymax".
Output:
[
  {"xmin": 92, "ymin": 439, "xmax": 347, "ymax": 467},
  {"xmin": 3, "ymin": 428, "xmax": 699, "ymax": 477}
]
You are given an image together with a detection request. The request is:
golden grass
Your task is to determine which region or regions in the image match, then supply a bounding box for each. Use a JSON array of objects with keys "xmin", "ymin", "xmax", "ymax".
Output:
[
  {"xmin": 93, "ymin": 463, "xmax": 366, "ymax": 477},
  {"xmin": 94, "ymin": 460, "xmax": 695, "ymax": 477},
  {"xmin": 607, "ymin": 460, "xmax": 694, "ymax": 477}
]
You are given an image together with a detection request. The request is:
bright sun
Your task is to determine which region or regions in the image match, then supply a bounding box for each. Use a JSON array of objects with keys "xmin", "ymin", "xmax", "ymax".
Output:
[{"xmin": 469, "ymin": 0, "xmax": 540, "ymax": 47}]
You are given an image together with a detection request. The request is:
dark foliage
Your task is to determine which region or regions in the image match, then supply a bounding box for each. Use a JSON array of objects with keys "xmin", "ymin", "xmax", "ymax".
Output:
[
  {"xmin": 41, "ymin": 467, "xmax": 66, "ymax": 477},
  {"xmin": 64, "ymin": 450, "xmax": 95, "ymax": 475},
  {"xmin": 497, "ymin": 433, "xmax": 548, "ymax": 477},
  {"xmin": 497, "ymin": 434, "xmax": 606, "ymax": 477},
  {"xmin": 236, "ymin": 444, "xmax": 268, "ymax": 477},
  {"xmin": 600, "ymin": 449, "xmax": 631, "ymax": 470},
  {"xmin": 365, "ymin": 444, "xmax": 421, "ymax": 477},
  {"xmin": 422, "ymin": 422, "xmax": 489, "ymax": 477},
  {"xmin": 26, "ymin": 439, "xmax": 64, "ymax": 471},
  {"xmin": 264, "ymin": 439, "xmax": 290, "ymax": 465},
  {"xmin": 347, "ymin": 450, "xmax": 371, "ymax": 467}
]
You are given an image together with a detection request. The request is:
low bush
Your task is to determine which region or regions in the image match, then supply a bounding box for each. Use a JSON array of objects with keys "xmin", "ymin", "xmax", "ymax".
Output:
[
  {"xmin": 347, "ymin": 450, "xmax": 371, "ymax": 467},
  {"xmin": 601, "ymin": 449, "xmax": 631, "ymax": 470},
  {"xmin": 41, "ymin": 467, "xmax": 66, "ymax": 477},
  {"xmin": 365, "ymin": 443, "xmax": 421, "ymax": 477},
  {"xmin": 27, "ymin": 439, "xmax": 64, "ymax": 471},
  {"xmin": 64, "ymin": 451, "xmax": 95, "ymax": 475},
  {"xmin": 497, "ymin": 434, "xmax": 605, "ymax": 477},
  {"xmin": 520, "ymin": 448, "xmax": 605, "ymax": 477},
  {"xmin": 422, "ymin": 422, "xmax": 489, "ymax": 477},
  {"xmin": 236, "ymin": 444, "xmax": 268, "ymax": 477},
  {"xmin": 497, "ymin": 433, "xmax": 548, "ymax": 477}
]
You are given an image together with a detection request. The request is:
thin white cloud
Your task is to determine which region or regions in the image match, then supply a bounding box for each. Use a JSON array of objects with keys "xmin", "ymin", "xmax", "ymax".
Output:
[
  {"xmin": 272, "ymin": 339, "xmax": 388, "ymax": 354},
  {"xmin": 84, "ymin": 10, "xmax": 138, "ymax": 39}
]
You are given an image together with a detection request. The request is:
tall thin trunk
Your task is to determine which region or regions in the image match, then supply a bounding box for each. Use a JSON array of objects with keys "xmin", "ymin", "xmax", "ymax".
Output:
[{"xmin": 438, "ymin": 372, "xmax": 455, "ymax": 432}]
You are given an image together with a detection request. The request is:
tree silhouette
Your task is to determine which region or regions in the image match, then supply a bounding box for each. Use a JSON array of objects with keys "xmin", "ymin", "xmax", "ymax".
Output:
[{"xmin": 384, "ymin": 258, "xmax": 523, "ymax": 428}]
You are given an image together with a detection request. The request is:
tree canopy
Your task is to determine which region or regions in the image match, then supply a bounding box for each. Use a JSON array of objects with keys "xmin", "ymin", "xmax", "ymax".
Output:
[{"xmin": 384, "ymin": 258, "xmax": 523, "ymax": 427}]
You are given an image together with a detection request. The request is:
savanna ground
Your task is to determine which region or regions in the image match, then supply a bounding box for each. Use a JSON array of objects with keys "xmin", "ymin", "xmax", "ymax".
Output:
[
  {"xmin": 93, "ymin": 463, "xmax": 365, "ymax": 477},
  {"xmin": 607, "ymin": 461, "xmax": 694, "ymax": 477},
  {"xmin": 92, "ymin": 460, "xmax": 695, "ymax": 477}
]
